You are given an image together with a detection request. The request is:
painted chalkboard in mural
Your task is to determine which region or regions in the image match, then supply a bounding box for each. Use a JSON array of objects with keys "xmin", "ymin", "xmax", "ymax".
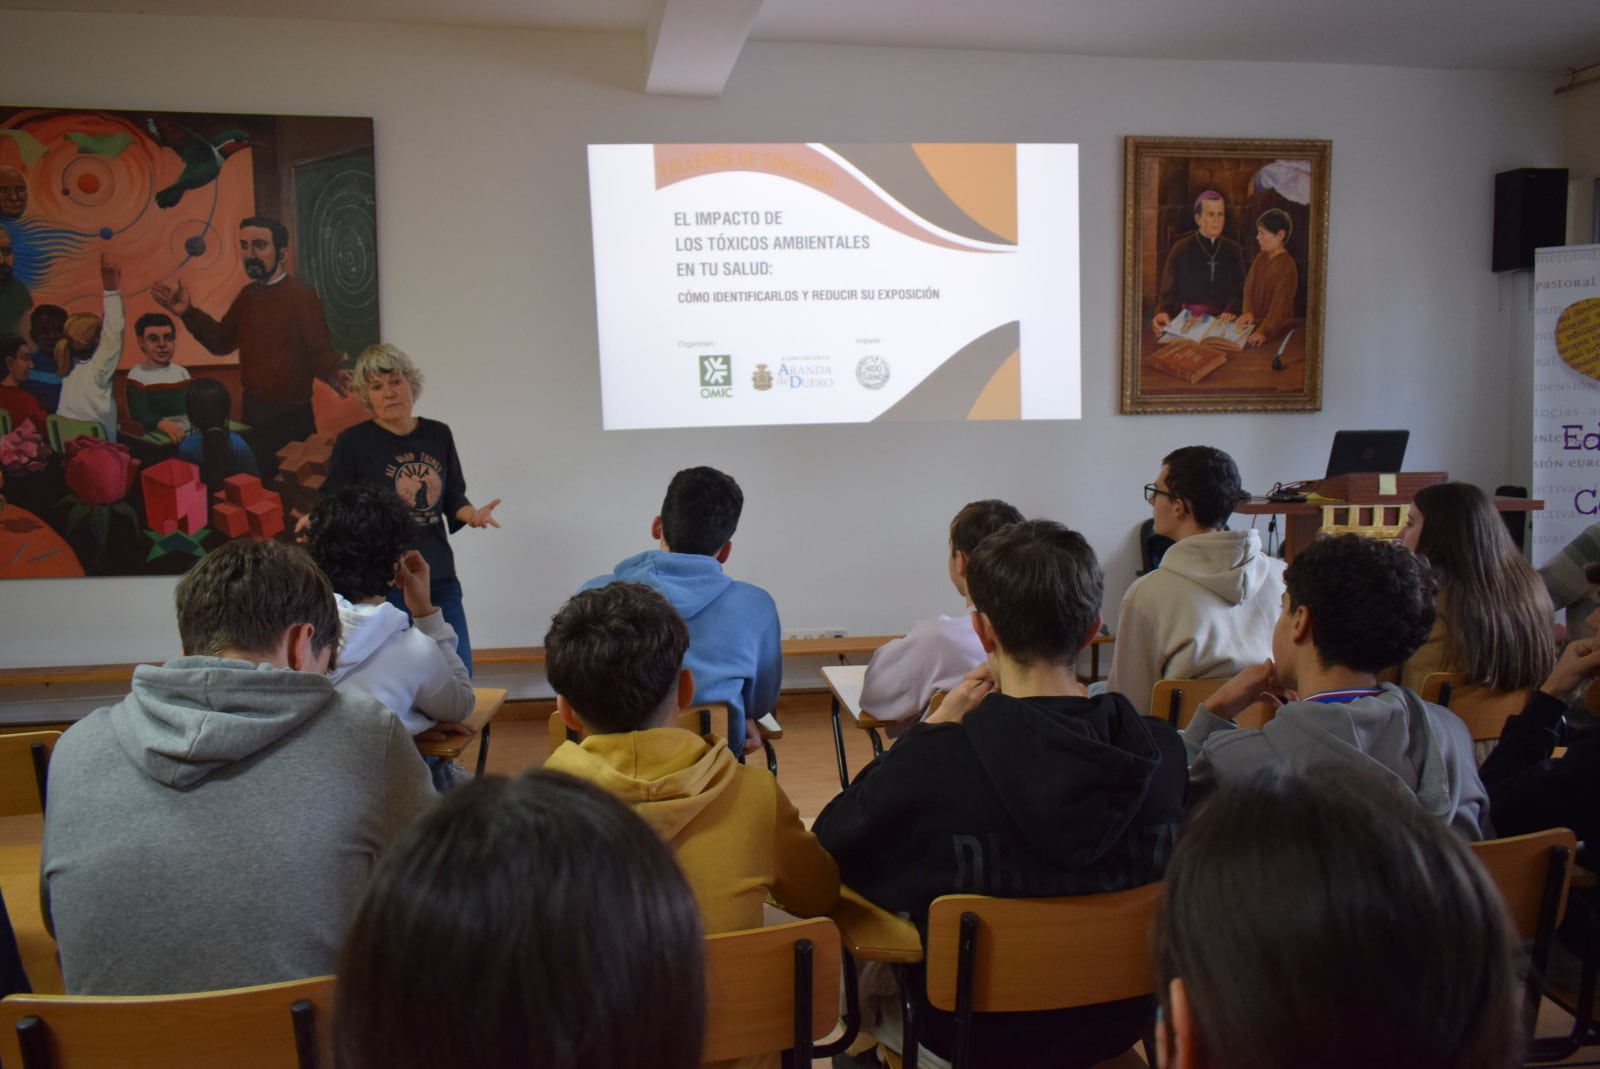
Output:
[{"xmin": 0, "ymin": 106, "xmax": 377, "ymax": 578}]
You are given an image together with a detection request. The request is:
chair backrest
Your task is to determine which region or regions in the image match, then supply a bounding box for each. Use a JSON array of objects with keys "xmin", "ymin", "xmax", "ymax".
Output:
[
  {"xmin": 1471, "ymin": 828, "xmax": 1577, "ymax": 942},
  {"xmin": 1138, "ymin": 518, "xmax": 1174, "ymax": 575},
  {"xmin": 1420, "ymin": 672, "xmax": 1529, "ymax": 744},
  {"xmin": 924, "ymin": 883, "xmax": 1163, "ymax": 1015},
  {"xmin": 1233, "ymin": 699, "xmax": 1278, "ymax": 730},
  {"xmin": 44, "ymin": 415, "xmax": 105, "ymax": 455},
  {"xmin": 0, "ymin": 974, "xmax": 336, "ymax": 1069},
  {"xmin": 1150, "ymin": 677, "xmax": 1228, "ymax": 729},
  {"xmin": 1417, "ymin": 672, "xmax": 1465, "ymax": 705},
  {"xmin": 0, "ymin": 732, "xmax": 60, "ymax": 817},
  {"xmin": 546, "ymin": 704, "xmax": 733, "ymax": 754},
  {"xmin": 703, "ymin": 917, "xmax": 841, "ymax": 1063},
  {"xmin": 1471, "ymin": 827, "xmax": 1577, "ymax": 1039}
]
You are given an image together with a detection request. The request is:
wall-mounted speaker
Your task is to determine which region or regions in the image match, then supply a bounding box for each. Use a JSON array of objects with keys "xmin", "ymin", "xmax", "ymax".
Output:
[{"xmin": 1492, "ymin": 167, "xmax": 1568, "ymax": 272}]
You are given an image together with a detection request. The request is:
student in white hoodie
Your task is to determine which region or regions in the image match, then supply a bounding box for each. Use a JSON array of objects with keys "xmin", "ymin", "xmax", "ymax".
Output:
[
  {"xmin": 1106, "ymin": 445, "xmax": 1284, "ymax": 716},
  {"xmin": 305, "ymin": 484, "xmax": 475, "ymax": 787}
]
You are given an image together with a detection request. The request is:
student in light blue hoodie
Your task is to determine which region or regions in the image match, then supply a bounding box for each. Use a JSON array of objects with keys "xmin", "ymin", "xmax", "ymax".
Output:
[{"xmin": 581, "ymin": 466, "xmax": 780, "ymax": 756}]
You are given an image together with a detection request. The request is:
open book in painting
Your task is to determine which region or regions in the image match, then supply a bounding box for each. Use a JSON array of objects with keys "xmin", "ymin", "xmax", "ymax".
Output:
[{"xmin": 1160, "ymin": 309, "xmax": 1253, "ymax": 351}]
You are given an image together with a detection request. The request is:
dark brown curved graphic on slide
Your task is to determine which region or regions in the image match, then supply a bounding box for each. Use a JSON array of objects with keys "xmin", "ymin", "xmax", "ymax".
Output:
[
  {"xmin": 875, "ymin": 321, "xmax": 1021, "ymax": 421},
  {"xmin": 654, "ymin": 144, "xmax": 1011, "ymax": 254}
]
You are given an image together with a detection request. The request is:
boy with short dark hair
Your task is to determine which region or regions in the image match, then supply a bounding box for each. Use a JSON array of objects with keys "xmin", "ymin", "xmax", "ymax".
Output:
[
  {"xmin": 306, "ymin": 484, "xmax": 476, "ymax": 788},
  {"xmin": 125, "ymin": 311, "xmax": 192, "ymax": 441},
  {"xmin": 1184, "ymin": 533, "xmax": 1489, "ymax": 840},
  {"xmin": 581, "ymin": 466, "xmax": 780, "ymax": 755},
  {"xmin": 815, "ymin": 519, "xmax": 1186, "ymax": 1068},
  {"xmin": 860, "ymin": 499, "xmax": 1023, "ymax": 730},
  {"xmin": 41, "ymin": 538, "xmax": 435, "ymax": 994},
  {"xmin": 544, "ymin": 581, "xmax": 837, "ymax": 933}
]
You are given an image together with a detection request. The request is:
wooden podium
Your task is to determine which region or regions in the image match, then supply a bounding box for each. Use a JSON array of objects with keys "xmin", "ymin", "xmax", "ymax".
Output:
[{"xmin": 1235, "ymin": 472, "xmax": 1542, "ymax": 562}]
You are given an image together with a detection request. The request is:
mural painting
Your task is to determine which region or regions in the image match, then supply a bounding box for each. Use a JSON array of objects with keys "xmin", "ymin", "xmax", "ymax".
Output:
[{"xmin": 0, "ymin": 107, "xmax": 377, "ymax": 578}]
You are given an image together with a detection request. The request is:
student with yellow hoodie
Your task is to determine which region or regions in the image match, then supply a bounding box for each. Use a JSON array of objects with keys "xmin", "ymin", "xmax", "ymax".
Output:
[{"xmin": 543, "ymin": 581, "xmax": 839, "ymax": 934}]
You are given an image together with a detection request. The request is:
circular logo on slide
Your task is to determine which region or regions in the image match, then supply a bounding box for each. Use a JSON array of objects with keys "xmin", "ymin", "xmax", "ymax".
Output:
[{"xmin": 856, "ymin": 356, "xmax": 890, "ymax": 390}]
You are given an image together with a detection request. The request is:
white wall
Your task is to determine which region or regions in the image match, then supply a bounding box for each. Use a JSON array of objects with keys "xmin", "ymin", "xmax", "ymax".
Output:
[
  {"xmin": 0, "ymin": 10, "xmax": 1564, "ymax": 667},
  {"xmin": 1563, "ymin": 79, "xmax": 1600, "ymax": 242}
]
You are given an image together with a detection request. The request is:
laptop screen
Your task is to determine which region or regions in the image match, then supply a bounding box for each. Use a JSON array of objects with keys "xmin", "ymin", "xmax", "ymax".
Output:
[{"xmin": 1325, "ymin": 430, "xmax": 1410, "ymax": 479}]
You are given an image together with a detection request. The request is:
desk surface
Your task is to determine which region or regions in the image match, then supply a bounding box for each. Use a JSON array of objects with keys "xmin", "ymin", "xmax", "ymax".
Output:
[
  {"xmin": 1237, "ymin": 495, "xmax": 1543, "ymax": 516},
  {"xmin": 414, "ymin": 688, "xmax": 507, "ymax": 760},
  {"xmin": 820, "ymin": 665, "xmax": 871, "ymax": 724}
]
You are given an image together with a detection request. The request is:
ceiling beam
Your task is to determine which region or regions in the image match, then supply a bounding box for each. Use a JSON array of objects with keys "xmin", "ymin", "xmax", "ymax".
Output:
[{"xmin": 644, "ymin": 0, "xmax": 764, "ymax": 97}]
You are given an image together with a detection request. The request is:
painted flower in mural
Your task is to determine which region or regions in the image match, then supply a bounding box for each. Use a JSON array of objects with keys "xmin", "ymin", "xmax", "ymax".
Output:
[
  {"xmin": 0, "ymin": 422, "xmax": 49, "ymax": 475},
  {"xmin": 57, "ymin": 437, "xmax": 142, "ymax": 562},
  {"xmin": 64, "ymin": 437, "xmax": 139, "ymax": 505}
]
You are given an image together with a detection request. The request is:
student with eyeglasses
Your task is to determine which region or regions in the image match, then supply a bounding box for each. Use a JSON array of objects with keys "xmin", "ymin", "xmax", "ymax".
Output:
[{"xmin": 1106, "ymin": 445, "xmax": 1285, "ymax": 715}]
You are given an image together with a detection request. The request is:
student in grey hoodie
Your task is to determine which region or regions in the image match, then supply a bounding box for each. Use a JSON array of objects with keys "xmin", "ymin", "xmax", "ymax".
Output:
[
  {"xmin": 1183, "ymin": 534, "xmax": 1490, "ymax": 840},
  {"xmin": 41, "ymin": 539, "xmax": 436, "ymax": 995}
]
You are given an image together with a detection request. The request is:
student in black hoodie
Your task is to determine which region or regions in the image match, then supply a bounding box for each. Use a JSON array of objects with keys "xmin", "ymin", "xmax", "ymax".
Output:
[{"xmin": 815, "ymin": 518, "xmax": 1186, "ymax": 1069}]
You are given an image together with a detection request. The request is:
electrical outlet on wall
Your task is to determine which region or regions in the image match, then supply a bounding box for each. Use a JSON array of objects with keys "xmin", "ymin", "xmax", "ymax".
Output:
[{"xmin": 782, "ymin": 629, "xmax": 849, "ymax": 641}]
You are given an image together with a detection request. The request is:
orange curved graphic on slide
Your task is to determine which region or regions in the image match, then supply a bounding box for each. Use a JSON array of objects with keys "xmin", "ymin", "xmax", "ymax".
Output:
[
  {"xmin": 912, "ymin": 144, "xmax": 1017, "ymax": 245},
  {"xmin": 967, "ymin": 349, "xmax": 1021, "ymax": 420},
  {"xmin": 654, "ymin": 143, "xmax": 1007, "ymax": 254}
]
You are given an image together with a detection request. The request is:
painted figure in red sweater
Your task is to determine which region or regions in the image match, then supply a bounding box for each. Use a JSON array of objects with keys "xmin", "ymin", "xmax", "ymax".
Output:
[{"xmin": 152, "ymin": 215, "xmax": 352, "ymax": 478}]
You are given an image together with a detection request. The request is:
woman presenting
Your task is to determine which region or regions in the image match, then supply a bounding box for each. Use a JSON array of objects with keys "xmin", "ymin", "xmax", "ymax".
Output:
[{"xmin": 323, "ymin": 343, "xmax": 500, "ymax": 672}]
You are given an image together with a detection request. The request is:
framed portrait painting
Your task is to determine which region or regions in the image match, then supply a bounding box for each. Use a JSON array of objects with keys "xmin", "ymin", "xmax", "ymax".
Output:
[{"xmin": 1121, "ymin": 136, "xmax": 1330, "ymax": 414}]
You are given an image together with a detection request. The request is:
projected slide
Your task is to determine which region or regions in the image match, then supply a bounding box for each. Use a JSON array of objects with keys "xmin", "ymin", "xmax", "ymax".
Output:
[{"xmin": 587, "ymin": 143, "xmax": 1079, "ymax": 429}]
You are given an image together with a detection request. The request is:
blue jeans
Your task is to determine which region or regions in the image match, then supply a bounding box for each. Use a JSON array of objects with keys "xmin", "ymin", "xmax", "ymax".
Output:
[{"xmin": 387, "ymin": 576, "xmax": 473, "ymax": 675}]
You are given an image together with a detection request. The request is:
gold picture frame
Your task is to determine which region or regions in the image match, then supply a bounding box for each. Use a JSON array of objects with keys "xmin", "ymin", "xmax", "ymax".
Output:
[{"xmin": 1121, "ymin": 136, "xmax": 1330, "ymax": 414}]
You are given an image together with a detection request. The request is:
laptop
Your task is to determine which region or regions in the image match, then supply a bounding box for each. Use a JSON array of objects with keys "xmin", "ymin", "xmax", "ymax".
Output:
[{"xmin": 1325, "ymin": 430, "xmax": 1410, "ymax": 479}]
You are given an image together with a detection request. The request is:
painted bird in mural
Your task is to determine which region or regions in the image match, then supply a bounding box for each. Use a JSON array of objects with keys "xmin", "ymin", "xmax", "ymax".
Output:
[{"xmin": 144, "ymin": 116, "xmax": 255, "ymax": 209}]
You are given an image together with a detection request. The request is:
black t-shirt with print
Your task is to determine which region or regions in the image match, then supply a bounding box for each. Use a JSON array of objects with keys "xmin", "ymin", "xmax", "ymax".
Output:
[{"xmin": 324, "ymin": 418, "xmax": 469, "ymax": 579}]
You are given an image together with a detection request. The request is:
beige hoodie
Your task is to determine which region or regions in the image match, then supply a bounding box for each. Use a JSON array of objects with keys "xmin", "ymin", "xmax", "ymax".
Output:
[
  {"xmin": 1106, "ymin": 528, "xmax": 1287, "ymax": 716},
  {"xmin": 545, "ymin": 727, "xmax": 839, "ymax": 933}
]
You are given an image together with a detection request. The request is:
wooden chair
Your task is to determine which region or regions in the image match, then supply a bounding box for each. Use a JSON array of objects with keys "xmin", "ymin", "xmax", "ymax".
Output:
[
  {"xmin": 1471, "ymin": 828, "xmax": 1579, "ymax": 1061},
  {"xmin": 829, "ymin": 887, "xmax": 924, "ymax": 967},
  {"xmin": 546, "ymin": 703, "xmax": 732, "ymax": 749},
  {"xmin": 0, "ymin": 973, "xmax": 335, "ymax": 1069},
  {"xmin": 825, "ymin": 886, "xmax": 926, "ymax": 1069},
  {"xmin": 1420, "ymin": 672, "xmax": 1530, "ymax": 750},
  {"xmin": 918, "ymin": 883, "xmax": 1163, "ymax": 1068},
  {"xmin": 546, "ymin": 701, "xmax": 779, "ymax": 775},
  {"xmin": 703, "ymin": 916, "xmax": 852, "ymax": 1066},
  {"xmin": 1150, "ymin": 677, "xmax": 1227, "ymax": 729},
  {"xmin": 413, "ymin": 687, "xmax": 505, "ymax": 778},
  {"xmin": 0, "ymin": 731, "xmax": 59, "ymax": 817}
]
